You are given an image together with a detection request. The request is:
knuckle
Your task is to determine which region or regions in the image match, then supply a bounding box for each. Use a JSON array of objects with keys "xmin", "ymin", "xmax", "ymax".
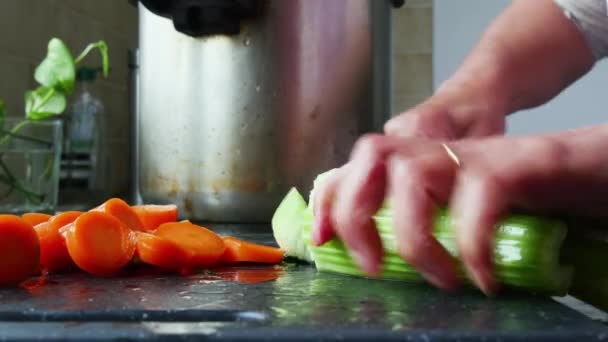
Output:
[
  {"xmin": 384, "ymin": 112, "xmax": 420, "ymax": 134},
  {"xmin": 526, "ymin": 137, "xmax": 568, "ymax": 164},
  {"xmin": 352, "ymin": 134, "xmax": 385, "ymax": 157},
  {"xmin": 390, "ymin": 156, "xmax": 430, "ymax": 182}
]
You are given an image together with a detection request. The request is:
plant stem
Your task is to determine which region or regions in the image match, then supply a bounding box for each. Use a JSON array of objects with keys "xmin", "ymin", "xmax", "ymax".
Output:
[
  {"xmin": 0, "ymin": 120, "xmax": 31, "ymax": 145},
  {"xmin": 75, "ymin": 42, "xmax": 102, "ymax": 64},
  {"xmin": 33, "ymin": 87, "xmax": 56, "ymax": 113},
  {"xmin": 0, "ymin": 158, "xmax": 43, "ymax": 204},
  {"xmin": 0, "ymin": 129, "xmax": 53, "ymax": 147}
]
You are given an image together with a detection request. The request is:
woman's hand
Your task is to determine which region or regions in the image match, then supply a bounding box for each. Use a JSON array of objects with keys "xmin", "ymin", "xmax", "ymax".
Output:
[
  {"xmin": 312, "ymin": 125, "xmax": 608, "ymax": 295},
  {"xmin": 311, "ymin": 89, "xmax": 508, "ymax": 293}
]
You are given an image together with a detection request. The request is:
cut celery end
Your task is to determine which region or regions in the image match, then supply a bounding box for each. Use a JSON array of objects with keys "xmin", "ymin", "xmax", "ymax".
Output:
[{"xmin": 271, "ymin": 187, "xmax": 314, "ymax": 262}]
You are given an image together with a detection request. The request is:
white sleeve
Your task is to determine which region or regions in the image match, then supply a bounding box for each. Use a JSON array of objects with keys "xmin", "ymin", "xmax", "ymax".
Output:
[{"xmin": 553, "ymin": 0, "xmax": 608, "ymax": 61}]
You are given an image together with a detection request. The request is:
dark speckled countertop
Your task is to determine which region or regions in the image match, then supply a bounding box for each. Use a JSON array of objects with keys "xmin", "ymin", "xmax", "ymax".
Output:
[{"xmin": 1, "ymin": 224, "xmax": 608, "ymax": 341}]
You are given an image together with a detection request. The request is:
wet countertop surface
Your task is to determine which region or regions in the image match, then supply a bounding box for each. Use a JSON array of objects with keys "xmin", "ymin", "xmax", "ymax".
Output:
[{"xmin": 1, "ymin": 224, "xmax": 608, "ymax": 341}]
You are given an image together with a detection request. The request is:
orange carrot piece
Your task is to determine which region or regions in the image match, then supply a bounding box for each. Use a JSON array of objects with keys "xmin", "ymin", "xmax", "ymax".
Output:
[
  {"xmin": 92, "ymin": 198, "xmax": 145, "ymax": 231},
  {"xmin": 132, "ymin": 204, "xmax": 178, "ymax": 231},
  {"xmin": 0, "ymin": 215, "xmax": 40, "ymax": 286},
  {"xmin": 63, "ymin": 211, "xmax": 136, "ymax": 276},
  {"xmin": 221, "ymin": 236, "xmax": 284, "ymax": 264},
  {"xmin": 135, "ymin": 231, "xmax": 187, "ymax": 270},
  {"xmin": 51, "ymin": 211, "xmax": 82, "ymax": 230},
  {"xmin": 155, "ymin": 222, "xmax": 225, "ymax": 267},
  {"xmin": 22, "ymin": 213, "xmax": 51, "ymax": 227},
  {"xmin": 35, "ymin": 211, "xmax": 81, "ymax": 273}
]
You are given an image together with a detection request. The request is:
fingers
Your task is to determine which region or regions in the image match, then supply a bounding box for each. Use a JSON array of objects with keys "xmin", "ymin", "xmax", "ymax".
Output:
[
  {"xmin": 451, "ymin": 169, "xmax": 505, "ymax": 296},
  {"xmin": 312, "ymin": 168, "xmax": 341, "ymax": 246},
  {"xmin": 331, "ymin": 135, "xmax": 393, "ymax": 276},
  {"xmin": 388, "ymin": 155, "xmax": 460, "ymax": 291}
]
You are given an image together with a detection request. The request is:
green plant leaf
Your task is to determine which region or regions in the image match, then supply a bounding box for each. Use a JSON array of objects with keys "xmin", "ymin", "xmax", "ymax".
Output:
[
  {"xmin": 75, "ymin": 41, "xmax": 109, "ymax": 78},
  {"xmin": 34, "ymin": 38, "xmax": 76, "ymax": 94},
  {"xmin": 25, "ymin": 86, "xmax": 66, "ymax": 120}
]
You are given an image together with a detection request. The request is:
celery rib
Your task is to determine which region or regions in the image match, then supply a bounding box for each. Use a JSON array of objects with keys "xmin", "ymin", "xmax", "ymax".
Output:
[
  {"xmin": 273, "ymin": 183, "xmax": 573, "ymax": 296},
  {"xmin": 301, "ymin": 207, "xmax": 571, "ymax": 296}
]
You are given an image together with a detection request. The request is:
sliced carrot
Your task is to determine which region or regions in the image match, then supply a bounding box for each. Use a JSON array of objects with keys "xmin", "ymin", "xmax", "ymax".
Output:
[
  {"xmin": 132, "ymin": 204, "xmax": 178, "ymax": 231},
  {"xmin": 155, "ymin": 222, "xmax": 225, "ymax": 267},
  {"xmin": 64, "ymin": 211, "xmax": 136, "ymax": 276},
  {"xmin": 51, "ymin": 211, "xmax": 82, "ymax": 230},
  {"xmin": 135, "ymin": 231, "xmax": 187, "ymax": 270},
  {"xmin": 221, "ymin": 236, "xmax": 284, "ymax": 264},
  {"xmin": 35, "ymin": 211, "xmax": 81, "ymax": 273},
  {"xmin": 92, "ymin": 198, "xmax": 145, "ymax": 231},
  {"xmin": 22, "ymin": 213, "xmax": 51, "ymax": 226},
  {"xmin": 0, "ymin": 215, "xmax": 40, "ymax": 286}
]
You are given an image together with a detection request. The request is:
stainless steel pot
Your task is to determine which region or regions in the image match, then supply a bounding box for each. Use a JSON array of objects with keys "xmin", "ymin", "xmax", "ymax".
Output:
[{"xmin": 137, "ymin": 0, "xmax": 400, "ymax": 222}]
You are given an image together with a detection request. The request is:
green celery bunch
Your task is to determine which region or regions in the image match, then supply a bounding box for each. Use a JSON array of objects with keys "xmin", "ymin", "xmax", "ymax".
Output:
[{"xmin": 272, "ymin": 172, "xmax": 574, "ymax": 296}]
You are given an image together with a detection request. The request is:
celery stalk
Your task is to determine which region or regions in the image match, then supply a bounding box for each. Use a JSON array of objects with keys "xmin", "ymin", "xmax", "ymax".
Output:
[
  {"xmin": 272, "ymin": 179, "xmax": 573, "ymax": 296},
  {"xmin": 301, "ymin": 207, "xmax": 572, "ymax": 295}
]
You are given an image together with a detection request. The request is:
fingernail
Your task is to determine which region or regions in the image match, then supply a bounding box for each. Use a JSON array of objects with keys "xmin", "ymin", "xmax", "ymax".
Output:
[
  {"xmin": 351, "ymin": 249, "xmax": 380, "ymax": 276},
  {"xmin": 312, "ymin": 213, "xmax": 322, "ymax": 246},
  {"xmin": 420, "ymin": 271, "xmax": 457, "ymax": 292},
  {"xmin": 471, "ymin": 268, "xmax": 499, "ymax": 296},
  {"xmin": 312, "ymin": 213, "xmax": 329, "ymax": 246},
  {"xmin": 312, "ymin": 226, "xmax": 322, "ymax": 246},
  {"xmin": 419, "ymin": 262, "xmax": 460, "ymax": 292}
]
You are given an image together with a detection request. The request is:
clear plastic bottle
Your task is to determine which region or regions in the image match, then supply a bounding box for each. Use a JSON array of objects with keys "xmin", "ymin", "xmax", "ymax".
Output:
[{"xmin": 65, "ymin": 67, "xmax": 106, "ymax": 195}]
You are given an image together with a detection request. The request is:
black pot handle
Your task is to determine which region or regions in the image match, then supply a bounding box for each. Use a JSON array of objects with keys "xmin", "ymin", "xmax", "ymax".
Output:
[
  {"xmin": 390, "ymin": 0, "xmax": 406, "ymax": 8},
  {"xmin": 139, "ymin": 0, "xmax": 261, "ymax": 37}
]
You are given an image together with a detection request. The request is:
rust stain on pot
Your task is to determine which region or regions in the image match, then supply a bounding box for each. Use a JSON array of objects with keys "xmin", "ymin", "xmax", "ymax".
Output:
[
  {"xmin": 183, "ymin": 197, "xmax": 193, "ymax": 217},
  {"xmin": 146, "ymin": 176, "xmax": 180, "ymax": 198}
]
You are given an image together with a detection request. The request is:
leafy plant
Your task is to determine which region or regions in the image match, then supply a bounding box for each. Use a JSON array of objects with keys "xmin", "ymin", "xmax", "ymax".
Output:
[
  {"xmin": 25, "ymin": 38, "xmax": 109, "ymax": 120},
  {"xmin": 0, "ymin": 37, "xmax": 109, "ymax": 206}
]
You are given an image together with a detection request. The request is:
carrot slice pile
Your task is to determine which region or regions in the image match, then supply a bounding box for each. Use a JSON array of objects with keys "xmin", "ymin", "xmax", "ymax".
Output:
[
  {"xmin": 22, "ymin": 213, "xmax": 51, "ymax": 226},
  {"xmin": 155, "ymin": 222, "xmax": 226, "ymax": 267},
  {"xmin": 0, "ymin": 215, "xmax": 40, "ymax": 286},
  {"xmin": 0, "ymin": 199, "xmax": 287, "ymax": 287},
  {"xmin": 36, "ymin": 211, "xmax": 81, "ymax": 273},
  {"xmin": 221, "ymin": 236, "xmax": 284, "ymax": 264},
  {"xmin": 63, "ymin": 211, "xmax": 136, "ymax": 276},
  {"xmin": 92, "ymin": 198, "xmax": 145, "ymax": 231},
  {"xmin": 132, "ymin": 204, "xmax": 178, "ymax": 231},
  {"xmin": 135, "ymin": 231, "xmax": 187, "ymax": 270}
]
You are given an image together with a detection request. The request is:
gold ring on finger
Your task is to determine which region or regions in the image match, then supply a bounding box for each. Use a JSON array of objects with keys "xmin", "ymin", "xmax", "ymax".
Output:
[{"xmin": 441, "ymin": 143, "xmax": 461, "ymax": 167}]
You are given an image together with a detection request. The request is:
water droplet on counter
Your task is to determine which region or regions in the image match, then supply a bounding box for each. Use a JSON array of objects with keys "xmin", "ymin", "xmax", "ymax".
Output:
[
  {"xmin": 244, "ymin": 38, "xmax": 251, "ymax": 46},
  {"xmin": 125, "ymin": 284, "xmax": 141, "ymax": 291},
  {"xmin": 178, "ymin": 290, "xmax": 193, "ymax": 300},
  {"xmin": 139, "ymin": 297, "xmax": 148, "ymax": 303}
]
